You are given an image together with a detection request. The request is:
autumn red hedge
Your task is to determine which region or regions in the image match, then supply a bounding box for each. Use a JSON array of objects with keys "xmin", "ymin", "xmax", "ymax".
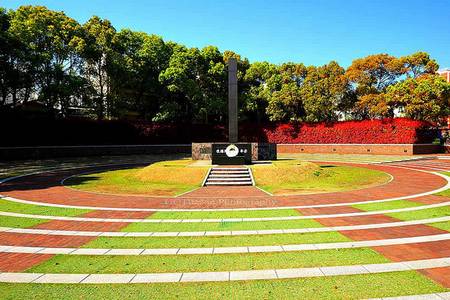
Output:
[
  {"xmin": 0, "ymin": 113, "xmax": 437, "ymax": 146},
  {"xmin": 242, "ymin": 118, "xmax": 436, "ymax": 144}
]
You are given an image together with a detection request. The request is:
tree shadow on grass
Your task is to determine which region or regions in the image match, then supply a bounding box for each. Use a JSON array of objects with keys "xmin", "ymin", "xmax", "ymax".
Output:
[
  {"xmin": 63, "ymin": 175, "xmax": 101, "ymax": 187},
  {"xmin": 0, "ymin": 154, "xmax": 187, "ymax": 193}
]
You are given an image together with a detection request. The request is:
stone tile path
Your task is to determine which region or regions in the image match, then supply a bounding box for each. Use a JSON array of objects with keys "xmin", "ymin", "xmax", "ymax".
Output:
[
  {"xmin": 0, "ymin": 257, "xmax": 449, "ymax": 283},
  {"xmin": 0, "ymin": 158, "xmax": 449, "ymax": 292}
]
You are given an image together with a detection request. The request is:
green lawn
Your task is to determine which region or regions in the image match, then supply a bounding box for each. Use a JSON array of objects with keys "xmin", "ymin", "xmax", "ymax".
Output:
[
  {"xmin": 429, "ymin": 221, "xmax": 450, "ymax": 231},
  {"xmin": 64, "ymin": 159, "xmax": 209, "ymax": 196},
  {"xmin": 1, "ymin": 272, "xmax": 446, "ymax": 300},
  {"xmin": 354, "ymin": 200, "xmax": 450, "ymax": 232},
  {"xmin": 84, "ymin": 232, "xmax": 351, "ymax": 249},
  {"xmin": 437, "ymin": 172, "xmax": 450, "ymax": 198},
  {"xmin": 28, "ymin": 248, "xmax": 389, "ymax": 274},
  {"xmin": 251, "ymin": 160, "xmax": 390, "ymax": 195},
  {"xmin": 353, "ymin": 200, "xmax": 423, "ymax": 211},
  {"xmin": 0, "ymin": 199, "xmax": 90, "ymax": 216},
  {"xmin": 0, "ymin": 215, "xmax": 47, "ymax": 228},
  {"xmin": 121, "ymin": 219, "xmax": 322, "ymax": 232},
  {"xmin": 387, "ymin": 206, "xmax": 450, "ymax": 221}
]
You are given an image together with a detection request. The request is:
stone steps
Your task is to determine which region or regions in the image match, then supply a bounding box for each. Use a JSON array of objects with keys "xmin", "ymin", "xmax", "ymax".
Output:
[{"xmin": 204, "ymin": 167, "xmax": 254, "ymax": 186}]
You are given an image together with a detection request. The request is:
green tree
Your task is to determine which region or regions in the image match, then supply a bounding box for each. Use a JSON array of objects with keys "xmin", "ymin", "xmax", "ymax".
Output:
[
  {"xmin": 385, "ymin": 75, "xmax": 450, "ymax": 122},
  {"xmin": 111, "ymin": 29, "xmax": 170, "ymax": 120},
  {"xmin": 158, "ymin": 44, "xmax": 202, "ymax": 122},
  {"xmin": 197, "ymin": 46, "xmax": 226, "ymax": 123},
  {"xmin": 8, "ymin": 5, "xmax": 86, "ymax": 114},
  {"xmin": 301, "ymin": 61, "xmax": 351, "ymax": 122},
  {"xmin": 243, "ymin": 61, "xmax": 279, "ymax": 122},
  {"xmin": 346, "ymin": 53, "xmax": 403, "ymax": 118},
  {"xmin": 267, "ymin": 81, "xmax": 303, "ymax": 121},
  {"xmin": 397, "ymin": 51, "xmax": 439, "ymax": 78},
  {"xmin": 82, "ymin": 16, "xmax": 116, "ymax": 119}
]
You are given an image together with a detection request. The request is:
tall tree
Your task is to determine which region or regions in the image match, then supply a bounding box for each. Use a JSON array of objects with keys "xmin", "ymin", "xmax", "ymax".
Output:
[
  {"xmin": 346, "ymin": 53, "xmax": 403, "ymax": 118},
  {"xmin": 301, "ymin": 61, "xmax": 352, "ymax": 122},
  {"xmin": 243, "ymin": 61, "xmax": 278, "ymax": 122},
  {"xmin": 397, "ymin": 51, "xmax": 439, "ymax": 78},
  {"xmin": 265, "ymin": 63, "xmax": 307, "ymax": 121},
  {"xmin": 82, "ymin": 16, "xmax": 116, "ymax": 119},
  {"xmin": 385, "ymin": 75, "xmax": 450, "ymax": 122},
  {"xmin": 197, "ymin": 46, "xmax": 226, "ymax": 123},
  {"xmin": 111, "ymin": 29, "xmax": 170, "ymax": 120},
  {"xmin": 158, "ymin": 44, "xmax": 202, "ymax": 122},
  {"xmin": 8, "ymin": 5, "xmax": 86, "ymax": 114}
]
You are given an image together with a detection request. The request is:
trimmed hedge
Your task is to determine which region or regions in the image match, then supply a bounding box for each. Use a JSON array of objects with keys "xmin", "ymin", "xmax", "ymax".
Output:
[
  {"xmin": 249, "ymin": 119, "xmax": 436, "ymax": 144},
  {"xmin": 0, "ymin": 115, "xmax": 436, "ymax": 146}
]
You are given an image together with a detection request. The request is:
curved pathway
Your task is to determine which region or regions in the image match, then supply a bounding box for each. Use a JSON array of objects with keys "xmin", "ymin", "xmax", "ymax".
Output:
[
  {"xmin": 1, "ymin": 233, "xmax": 449, "ymax": 256},
  {"xmin": 1, "ymin": 157, "xmax": 449, "ymax": 293},
  {"xmin": 0, "ymin": 257, "xmax": 449, "ymax": 283},
  {"xmin": 1, "ymin": 216, "xmax": 448, "ymax": 237},
  {"xmin": 0, "ymin": 162, "xmax": 447, "ymax": 210},
  {"xmin": 0, "ymin": 200, "xmax": 447, "ymax": 222}
]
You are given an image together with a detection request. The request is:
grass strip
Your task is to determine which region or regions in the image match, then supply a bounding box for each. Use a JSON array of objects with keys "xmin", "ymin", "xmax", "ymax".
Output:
[
  {"xmin": 84, "ymin": 232, "xmax": 350, "ymax": 249},
  {"xmin": 0, "ymin": 271, "xmax": 445, "ymax": 300},
  {"xmin": 28, "ymin": 248, "xmax": 389, "ymax": 274},
  {"xmin": 387, "ymin": 206, "xmax": 450, "ymax": 221},
  {"xmin": 437, "ymin": 172, "xmax": 450, "ymax": 198},
  {"xmin": 353, "ymin": 200, "xmax": 423, "ymax": 211},
  {"xmin": 429, "ymin": 221, "xmax": 450, "ymax": 231},
  {"xmin": 150, "ymin": 209, "xmax": 301, "ymax": 219},
  {"xmin": 0, "ymin": 215, "xmax": 47, "ymax": 228},
  {"xmin": 121, "ymin": 219, "xmax": 322, "ymax": 232},
  {"xmin": 0, "ymin": 199, "xmax": 91, "ymax": 216}
]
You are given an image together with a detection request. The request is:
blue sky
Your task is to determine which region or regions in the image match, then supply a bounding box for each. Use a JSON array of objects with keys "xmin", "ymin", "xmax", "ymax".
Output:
[{"xmin": 3, "ymin": 0, "xmax": 450, "ymax": 68}]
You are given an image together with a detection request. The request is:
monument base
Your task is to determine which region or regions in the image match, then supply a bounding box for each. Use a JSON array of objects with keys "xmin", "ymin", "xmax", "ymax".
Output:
[{"xmin": 192, "ymin": 142, "xmax": 277, "ymax": 163}]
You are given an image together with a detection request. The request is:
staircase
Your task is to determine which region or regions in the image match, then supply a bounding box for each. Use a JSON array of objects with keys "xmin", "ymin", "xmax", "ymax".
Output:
[{"xmin": 203, "ymin": 167, "xmax": 254, "ymax": 186}]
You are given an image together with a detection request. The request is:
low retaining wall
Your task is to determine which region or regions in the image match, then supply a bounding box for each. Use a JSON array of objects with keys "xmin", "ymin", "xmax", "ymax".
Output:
[
  {"xmin": 0, "ymin": 143, "xmax": 443, "ymax": 161},
  {"xmin": 192, "ymin": 143, "xmax": 277, "ymax": 161},
  {"xmin": 277, "ymin": 144, "xmax": 443, "ymax": 156},
  {"xmin": 0, "ymin": 144, "xmax": 191, "ymax": 160}
]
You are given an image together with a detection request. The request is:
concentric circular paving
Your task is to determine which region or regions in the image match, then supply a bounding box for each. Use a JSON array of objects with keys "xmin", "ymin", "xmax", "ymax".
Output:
[
  {"xmin": 0, "ymin": 161, "xmax": 447, "ymax": 210},
  {"xmin": 0, "ymin": 156, "xmax": 449, "ymax": 299}
]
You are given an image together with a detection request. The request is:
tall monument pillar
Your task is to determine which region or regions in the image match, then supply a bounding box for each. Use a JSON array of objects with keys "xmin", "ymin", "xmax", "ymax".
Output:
[{"xmin": 228, "ymin": 58, "xmax": 238, "ymax": 143}]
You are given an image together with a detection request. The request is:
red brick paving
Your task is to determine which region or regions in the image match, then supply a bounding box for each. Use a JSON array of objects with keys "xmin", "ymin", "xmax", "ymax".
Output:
[
  {"xmin": 418, "ymin": 267, "xmax": 450, "ymax": 288},
  {"xmin": 320, "ymin": 214, "xmax": 400, "ymax": 226},
  {"xmin": 0, "ymin": 161, "xmax": 449, "ymax": 284},
  {"xmin": 409, "ymin": 195, "xmax": 450, "ymax": 205},
  {"xmin": 31, "ymin": 220, "xmax": 130, "ymax": 232},
  {"xmin": 30, "ymin": 209, "xmax": 153, "ymax": 232},
  {"xmin": 0, "ymin": 253, "xmax": 54, "ymax": 272},
  {"xmin": 297, "ymin": 206, "xmax": 362, "ymax": 215},
  {"xmin": 0, "ymin": 209, "xmax": 145, "ymax": 271},
  {"xmin": 310, "ymin": 208, "xmax": 450, "ymax": 287},
  {"xmin": 372, "ymin": 241, "xmax": 450, "ymax": 261},
  {"xmin": 342, "ymin": 224, "xmax": 447, "ymax": 240},
  {"xmin": 183, "ymin": 186, "xmax": 268, "ymax": 198},
  {"xmin": 81, "ymin": 210, "xmax": 153, "ymax": 219},
  {"xmin": 300, "ymin": 205, "xmax": 402, "ymax": 226},
  {"xmin": 0, "ymin": 230, "xmax": 97, "ymax": 272}
]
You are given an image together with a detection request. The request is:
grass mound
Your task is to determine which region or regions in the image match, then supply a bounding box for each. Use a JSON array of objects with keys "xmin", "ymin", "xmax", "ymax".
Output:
[
  {"xmin": 65, "ymin": 159, "xmax": 208, "ymax": 196},
  {"xmin": 251, "ymin": 160, "xmax": 390, "ymax": 195}
]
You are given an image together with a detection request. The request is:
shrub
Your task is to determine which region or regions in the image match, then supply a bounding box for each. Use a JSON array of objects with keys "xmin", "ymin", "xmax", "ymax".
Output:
[{"xmin": 240, "ymin": 118, "xmax": 436, "ymax": 144}]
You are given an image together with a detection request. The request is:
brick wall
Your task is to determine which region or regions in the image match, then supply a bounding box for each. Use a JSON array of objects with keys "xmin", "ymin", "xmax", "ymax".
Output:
[
  {"xmin": 277, "ymin": 144, "xmax": 443, "ymax": 156},
  {"xmin": 0, "ymin": 144, "xmax": 191, "ymax": 160}
]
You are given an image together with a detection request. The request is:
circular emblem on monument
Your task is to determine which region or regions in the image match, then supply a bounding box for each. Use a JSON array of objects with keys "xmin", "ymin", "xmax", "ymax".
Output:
[{"xmin": 225, "ymin": 144, "xmax": 239, "ymax": 157}]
